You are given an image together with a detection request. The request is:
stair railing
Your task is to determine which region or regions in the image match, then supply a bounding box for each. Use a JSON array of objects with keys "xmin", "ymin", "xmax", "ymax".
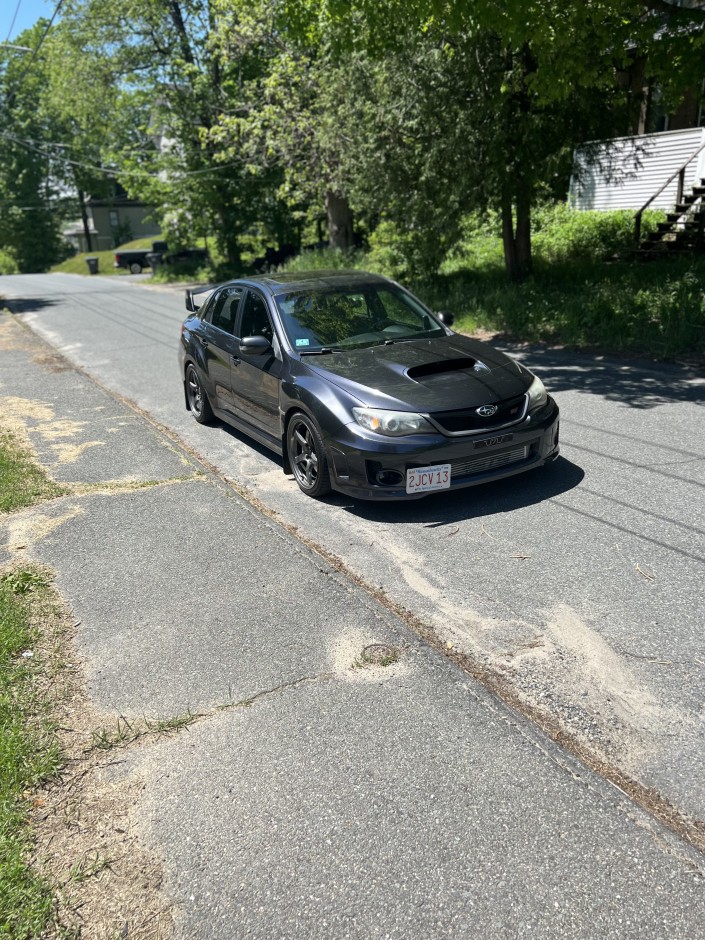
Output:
[{"xmin": 634, "ymin": 138, "xmax": 705, "ymax": 246}]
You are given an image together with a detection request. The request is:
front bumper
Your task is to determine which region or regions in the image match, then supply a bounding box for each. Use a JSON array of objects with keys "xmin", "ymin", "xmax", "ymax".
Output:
[{"xmin": 322, "ymin": 398, "xmax": 560, "ymax": 500}]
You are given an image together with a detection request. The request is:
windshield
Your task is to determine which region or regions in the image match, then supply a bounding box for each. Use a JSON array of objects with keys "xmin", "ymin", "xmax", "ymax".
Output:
[{"xmin": 274, "ymin": 286, "xmax": 446, "ymax": 352}]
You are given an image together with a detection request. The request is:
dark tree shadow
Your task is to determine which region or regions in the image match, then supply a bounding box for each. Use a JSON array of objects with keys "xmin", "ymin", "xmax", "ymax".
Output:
[
  {"xmin": 5, "ymin": 298, "xmax": 60, "ymax": 314},
  {"xmin": 492, "ymin": 342, "xmax": 705, "ymax": 409}
]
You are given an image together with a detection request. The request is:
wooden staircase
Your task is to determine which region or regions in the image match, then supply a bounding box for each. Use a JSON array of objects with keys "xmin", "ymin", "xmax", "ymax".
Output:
[{"xmin": 637, "ymin": 178, "xmax": 705, "ymax": 257}]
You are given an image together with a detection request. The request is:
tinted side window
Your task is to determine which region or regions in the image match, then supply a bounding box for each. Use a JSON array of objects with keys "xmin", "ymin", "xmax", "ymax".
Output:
[
  {"xmin": 197, "ymin": 291, "xmax": 215, "ymax": 320},
  {"xmin": 239, "ymin": 290, "xmax": 274, "ymax": 342},
  {"xmin": 206, "ymin": 287, "xmax": 243, "ymax": 334}
]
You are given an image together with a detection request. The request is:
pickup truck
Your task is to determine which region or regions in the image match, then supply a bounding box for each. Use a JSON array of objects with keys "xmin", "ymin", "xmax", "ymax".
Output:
[
  {"xmin": 114, "ymin": 241, "xmax": 168, "ymax": 274},
  {"xmin": 114, "ymin": 242, "xmax": 208, "ymax": 274}
]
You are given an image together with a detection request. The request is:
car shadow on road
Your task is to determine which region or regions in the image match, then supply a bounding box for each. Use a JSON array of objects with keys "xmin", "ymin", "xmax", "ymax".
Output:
[
  {"xmin": 214, "ymin": 421, "xmax": 584, "ymax": 524},
  {"xmin": 331, "ymin": 456, "xmax": 585, "ymax": 525},
  {"xmin": 497, "ymin": 343, "xmax": 705, "ymax": 410}
]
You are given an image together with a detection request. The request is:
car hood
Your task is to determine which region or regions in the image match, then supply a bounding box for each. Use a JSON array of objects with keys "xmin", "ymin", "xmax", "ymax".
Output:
[{"xmin": 306, "ymin": 334, "xmax": 530, "ymax": 411}]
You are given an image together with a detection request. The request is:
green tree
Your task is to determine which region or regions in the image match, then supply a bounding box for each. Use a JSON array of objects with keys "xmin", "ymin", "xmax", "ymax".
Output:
[
  {"xmin": 291, "ymin": 0, "xmax": 705, "ymax": 280},
  {"xmin": 0, "ymin": 22, "xmax": 69, "ymax": 272},
  {"xmin": 56, "ymin": 0, "xmax": 289, "ymax": 268}
]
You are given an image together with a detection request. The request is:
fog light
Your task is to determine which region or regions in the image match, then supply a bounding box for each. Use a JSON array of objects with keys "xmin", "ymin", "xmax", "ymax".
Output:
[{"xmin": 375, "ymin": 469, "xmax": 404, "ymax": 486}]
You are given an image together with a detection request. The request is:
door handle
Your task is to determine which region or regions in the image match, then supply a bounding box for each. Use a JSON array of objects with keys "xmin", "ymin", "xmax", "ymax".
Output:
[
  {"xmin": 198, "ymin": 336, "xmax": 209, "ymax": 348},
  {"xmin": 230, "ymin": 355, "xmax": 241, "ymax": 366}
]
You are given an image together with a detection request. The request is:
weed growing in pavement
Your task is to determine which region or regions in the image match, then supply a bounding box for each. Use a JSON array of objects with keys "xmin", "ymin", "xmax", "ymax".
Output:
[
  {"xmin": 355, "ymin": 644, "xmax": 401, "ymax": 669},
  {"xmin": 90, "ymin": 711, "xmax": 197, "ymax": 751}
]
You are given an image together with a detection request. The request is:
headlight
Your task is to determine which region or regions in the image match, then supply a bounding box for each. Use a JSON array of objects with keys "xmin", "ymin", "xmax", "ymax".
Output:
[
  {"xmin": 352, "ymin": 407, "xmax": 434, "ymax": 436},
  {"xmin": 527, "ymin": 375, "xmax": 548, "ymax": 410}
]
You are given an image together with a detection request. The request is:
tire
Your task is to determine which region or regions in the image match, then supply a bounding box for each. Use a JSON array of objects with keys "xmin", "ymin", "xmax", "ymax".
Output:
[
  {"xmin": 287, "ymin": 412, "xmax": 331, "ymax": 498},
  {"xmin": 185, "ymin": 364, "xmax": 214, "ymax": 424},
  {"xmin": 129, "ymin": 262, "xmax": 142, "ymax": 274}
]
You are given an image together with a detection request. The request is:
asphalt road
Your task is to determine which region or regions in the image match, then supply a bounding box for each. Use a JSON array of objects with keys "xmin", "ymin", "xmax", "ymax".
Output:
[{"xmin": 3, "ymin": 271, "xmax": 705, "ymax": 829}]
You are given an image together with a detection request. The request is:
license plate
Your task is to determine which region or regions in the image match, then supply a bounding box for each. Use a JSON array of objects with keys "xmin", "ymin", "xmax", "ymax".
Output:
[{"xmin": 406, "ymin": 464, "xmax": 451, "ymax": 494}]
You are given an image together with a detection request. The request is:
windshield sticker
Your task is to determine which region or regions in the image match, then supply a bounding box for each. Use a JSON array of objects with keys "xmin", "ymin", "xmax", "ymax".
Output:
[{"xmin": 295, "ymin": 338, "xmax": 310, "ymax": 347}]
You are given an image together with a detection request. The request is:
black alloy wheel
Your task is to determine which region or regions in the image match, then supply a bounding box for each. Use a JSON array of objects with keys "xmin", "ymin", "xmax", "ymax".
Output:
[
  {"xmin": 186, "ymin": 364, "xmax": 214, "ymax": 424},
  {"xmin": 287, "ymin": 413, "xmax": 331, "ymax": 498}
]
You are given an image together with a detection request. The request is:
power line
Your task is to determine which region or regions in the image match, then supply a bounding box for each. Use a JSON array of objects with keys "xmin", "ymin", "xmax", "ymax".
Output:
[
  {"xmin": 3, "ymin": 0, "xmax": 24, "ymax": 45},
  {"xmin": 9, "ymin": 0, "xmax": 64, "ymax": 91},
  {"xmin": 2, "ymin": 130, "xmax": 242, "ymax": 182}
]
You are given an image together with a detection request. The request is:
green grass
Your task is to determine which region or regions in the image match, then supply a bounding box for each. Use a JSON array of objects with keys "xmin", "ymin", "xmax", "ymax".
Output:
[
  {"xmin": 424, "ymin": 258, "xmax": 705, "ymax": 360},
  {"xmin": 49, "ymin": 236, "xmax": 163, "ymax": 277},
  {"xmin": 0, "ymin": 430, "xmax": 67, "ymax": 514},
  {"xmin": 0, "ymin": 568, "xmax": 62, "ymax": 939}
]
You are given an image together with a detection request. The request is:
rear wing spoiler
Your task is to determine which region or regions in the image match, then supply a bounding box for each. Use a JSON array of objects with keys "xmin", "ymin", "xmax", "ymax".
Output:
[{"xmin": 185, "ymin": 283, "xmax": 218, "ymax": 313}]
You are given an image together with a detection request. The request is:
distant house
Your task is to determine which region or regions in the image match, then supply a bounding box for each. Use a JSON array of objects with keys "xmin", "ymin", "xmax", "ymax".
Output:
[
  {"xmin": 571, "ymin": 8, "xmax": 705, "ymax": 214},
  {"xmin": 63, "ymin": 182, "xmax": 159, "ymax": 252},
  {"xmin": 570, "ymin": 126, "xmax": 705, "ymax": 212}
]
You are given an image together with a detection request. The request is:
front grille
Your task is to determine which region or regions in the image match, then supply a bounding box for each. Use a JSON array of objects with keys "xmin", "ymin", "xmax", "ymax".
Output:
[
  {"xmin": 432, "ymin": 394, "xmax": 528, "ymax": 435},
  {"xmin": 450, "ymin": 445, "xmax": 529, "ymax": 478}
]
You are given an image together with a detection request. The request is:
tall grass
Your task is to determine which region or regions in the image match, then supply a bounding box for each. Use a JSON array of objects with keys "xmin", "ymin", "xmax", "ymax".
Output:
[{"xmin": 0, "ymin": 570, "xmax": 60, "ymax": 939}]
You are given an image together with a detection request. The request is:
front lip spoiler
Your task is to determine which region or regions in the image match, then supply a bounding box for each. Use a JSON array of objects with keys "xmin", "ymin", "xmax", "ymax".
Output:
[{"xmin": 329, "ymin": 445, "xmax": 559, "ymax": 501}]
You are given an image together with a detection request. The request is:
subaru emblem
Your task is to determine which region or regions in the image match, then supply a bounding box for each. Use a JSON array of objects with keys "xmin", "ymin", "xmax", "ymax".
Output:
[{"xmin": 476, "ymin": 404, "xmax": 498, "ymax": 417}]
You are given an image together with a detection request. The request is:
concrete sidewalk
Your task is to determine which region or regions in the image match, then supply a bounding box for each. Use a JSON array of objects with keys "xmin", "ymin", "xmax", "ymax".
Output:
[{"xmin": 1, "ymin": 310, "xmax": 704, "ymax": 939}]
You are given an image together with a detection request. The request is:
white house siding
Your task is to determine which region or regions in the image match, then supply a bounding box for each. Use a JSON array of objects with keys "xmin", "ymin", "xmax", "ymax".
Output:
[{"xmin": 570, "ymin": 127, "xmax": 705, "ymax": 211}]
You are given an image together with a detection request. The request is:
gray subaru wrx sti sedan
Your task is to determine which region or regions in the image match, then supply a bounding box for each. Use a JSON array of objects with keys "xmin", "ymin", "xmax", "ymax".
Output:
[{"xmin": 178, "ymin": 271, "xmax": 559, "ymax": 500}]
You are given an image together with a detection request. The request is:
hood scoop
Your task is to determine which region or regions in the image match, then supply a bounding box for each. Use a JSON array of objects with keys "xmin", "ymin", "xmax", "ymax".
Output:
[{"xmin": 406, "ymin": 357, "xmax": 490, "ymax": 382}]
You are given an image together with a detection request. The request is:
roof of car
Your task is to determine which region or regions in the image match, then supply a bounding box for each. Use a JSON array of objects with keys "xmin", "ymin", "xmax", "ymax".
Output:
[{"xmin": 231, "ymin": 270, "xmax": 393, "ymax": 295}]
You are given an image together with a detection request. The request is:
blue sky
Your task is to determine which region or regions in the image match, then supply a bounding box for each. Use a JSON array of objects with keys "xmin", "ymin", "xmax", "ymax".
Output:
[{"xmin": 2, "ymin": 0, "xmax": 57, "ymax": 44}]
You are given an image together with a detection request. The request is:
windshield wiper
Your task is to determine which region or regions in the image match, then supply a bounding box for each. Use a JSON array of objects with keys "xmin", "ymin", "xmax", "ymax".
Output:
[{"xmin": 299, "ymin": 346, "xmax": 340, "ymax": 355}]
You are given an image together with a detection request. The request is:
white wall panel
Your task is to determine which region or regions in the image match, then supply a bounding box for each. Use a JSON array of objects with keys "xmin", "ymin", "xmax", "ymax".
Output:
[{"xmin": 570, "ymin": 128, "xmax": 705, "ymax": 211}]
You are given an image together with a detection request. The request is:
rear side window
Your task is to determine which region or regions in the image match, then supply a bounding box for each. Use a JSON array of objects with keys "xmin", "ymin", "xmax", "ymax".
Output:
[{"xmin": 207, "ymin": 287, "xmax": 243, "ymax": 334}]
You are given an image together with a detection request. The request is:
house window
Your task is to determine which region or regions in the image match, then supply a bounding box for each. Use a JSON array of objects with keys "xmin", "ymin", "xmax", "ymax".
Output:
[
  {"xmin": 109, "ymin": 210, "xmax": 119, "ymax": 230},
  {"xmin": 650, "ymin": 84, "xmax": 669, "ymax": 132}
]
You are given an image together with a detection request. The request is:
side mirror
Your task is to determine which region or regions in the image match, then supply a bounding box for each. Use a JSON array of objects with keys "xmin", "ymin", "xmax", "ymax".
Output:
[
  {"xmin": 239, "ymin": 335, "xmax": 272, "ymax": 356},
  {"xmin": 185, "ymin": 290, "xmax": 196, "ymax": 313},
  {"xmin": 436, "ymin": 310, "xmax": 455, "ymax": 327}
]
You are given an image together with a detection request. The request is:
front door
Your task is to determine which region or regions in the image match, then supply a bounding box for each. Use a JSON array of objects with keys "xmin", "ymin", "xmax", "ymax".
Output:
[{"xmin": 230, "ymin": 289, "xmax": 282, "ymax": 442}]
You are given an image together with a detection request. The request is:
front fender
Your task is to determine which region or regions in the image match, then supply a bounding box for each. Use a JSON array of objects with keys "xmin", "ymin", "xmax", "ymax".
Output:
[{"xmin": 281, "ymin": 373, "xmax": 361, "ymax": 440}]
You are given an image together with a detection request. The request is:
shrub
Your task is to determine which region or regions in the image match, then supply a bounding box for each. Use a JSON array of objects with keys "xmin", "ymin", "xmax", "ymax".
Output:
[
  {"xmin": 365, "ymin": 221, "xmax": 416, "ymax": 280},
  {"xmin": 0, "ymin": 249, "xmax": 19, "ymax": 275},
  {"xmin": 279, "ymin": 246, "xmax": 363, "ymax": 273},
  {"xmin": 532, "ymin": 203, "xmax": 664, "ymax": 264}
]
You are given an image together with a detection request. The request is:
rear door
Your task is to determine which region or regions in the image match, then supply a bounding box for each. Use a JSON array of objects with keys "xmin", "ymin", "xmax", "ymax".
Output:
[
  {"xmin": 200, "ymin": 286, "xmax": 243, "ymax": 414},
  {"xmin": 230, "ymin": 289, "xmax": 283, "ymax": 441}
]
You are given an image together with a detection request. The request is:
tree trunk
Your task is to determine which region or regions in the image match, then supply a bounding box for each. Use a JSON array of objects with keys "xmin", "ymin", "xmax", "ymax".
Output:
[
  {"xmin": 77, "ymin": 187, "xmax": 93, "ymax": 254},
  {"xmin": 515, "ymin": 186, "xmax": 532, "ymax": 280},
  {"xmin": 501, "ymin": 185, "xmax": 519, "ymax": 282},
  {"xmin": 501, "ymin": 180, "xmax": 532, "ymax": 283},
  {"xmin": 217, "ymin": 208, "xmax": 241, "ymax": 268},
  {"xmin": 325, "ymin": 191, "xmax": 353, "ymax": 249}
]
